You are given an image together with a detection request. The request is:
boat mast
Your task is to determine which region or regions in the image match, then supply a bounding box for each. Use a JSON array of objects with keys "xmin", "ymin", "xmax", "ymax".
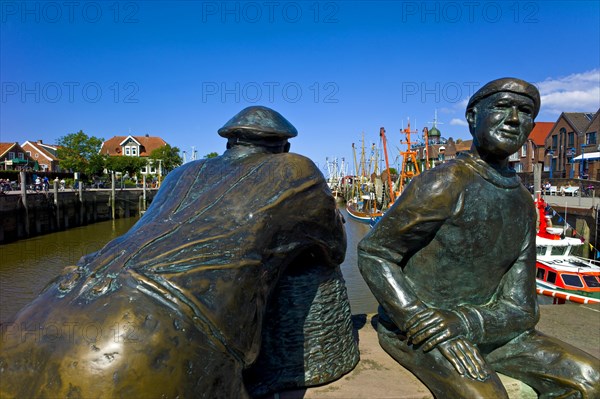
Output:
[
  {"xmin": 351, "ymin": 142, "xmax": 361, "ymax": 203},
  {"xmin": 360, "ymin": 133, "xmax": 367, "ymax": 180},
  {"xmin": 370, "ymin": 141, "xmax": 379, "ymax": 214},
  {"xmin": 380, "ymin": 127, "xmax": 395, "ymax": 205},
  {"xmin": 423, "ymin": 126, "xmax": 429, "ymax": 171},
  {"xmin": 398, "ymin": 119, "xmax": 420, "ymax": 195}
]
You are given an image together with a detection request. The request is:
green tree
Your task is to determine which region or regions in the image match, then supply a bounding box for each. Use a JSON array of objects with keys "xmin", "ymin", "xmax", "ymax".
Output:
[
  {"xmin": 149, "ymin": 144, "xmax": 183, "ymax": 174},
  {"xmin": 106, "ymin": 156, "xmax": 147, "ymax": 176},
  {"xmin": 204, "ymin": 152, "xmax": 219, "ymax": 159},
  {"xmin": 56, "ymin": 130, "xmax": 104, "ymax": 174},
  {"xmin": 88, "ymin": 153, "xmax": 108, "ymax": 177}
]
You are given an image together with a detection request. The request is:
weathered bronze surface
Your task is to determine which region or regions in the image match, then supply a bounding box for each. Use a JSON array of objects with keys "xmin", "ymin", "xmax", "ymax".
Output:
[
  {"xmin": 359, "ymin": 78, "xmax": 600, "ymax": 398},
  {"xmin": 0, "ymin": 106, "xmax": 359, "ymax": 398}
]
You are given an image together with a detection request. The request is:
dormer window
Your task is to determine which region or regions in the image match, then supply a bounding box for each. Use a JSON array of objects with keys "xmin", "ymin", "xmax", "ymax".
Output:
[
  {"xmin": 123, "ymin": 145, "xmax": 138, "ymax": 156},
  {"xmin": 119, "ymin": 135, "xmax": 142, "ymax": 157}
]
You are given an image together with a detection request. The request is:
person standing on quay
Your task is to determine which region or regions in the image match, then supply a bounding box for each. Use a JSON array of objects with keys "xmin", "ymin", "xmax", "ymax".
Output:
[{"xmin": 359, "ymin": 78, "xmax": 600, "ymax": 398}]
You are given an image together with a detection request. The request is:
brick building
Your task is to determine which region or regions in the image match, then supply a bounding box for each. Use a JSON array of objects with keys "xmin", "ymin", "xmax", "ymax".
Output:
[
  {"xmin": 0, "ymin": 142, "xmax": 34, "ymax": 170},
  {"xmin": 544, "ymin": 111, "xmax": 599, "ymax": 179},
  {"xmin": 21, "ymin": 140, "xmax": 61, "ymax": 172}
]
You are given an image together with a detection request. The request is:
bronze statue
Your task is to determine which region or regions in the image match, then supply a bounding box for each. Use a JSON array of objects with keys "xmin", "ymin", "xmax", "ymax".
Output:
[
  {"xmin": 358, "ymin": 78, "xmax": 600, "ymax": 398},
  {"xmin": 0, "ymin": 106, "xmax": 359, "ymax": 398}
]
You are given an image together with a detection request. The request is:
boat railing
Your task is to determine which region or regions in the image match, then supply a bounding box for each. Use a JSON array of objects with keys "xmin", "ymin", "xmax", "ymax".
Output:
[{"xmin": 569, "ymin": 255, "xmax": 600, "ymax": 269}]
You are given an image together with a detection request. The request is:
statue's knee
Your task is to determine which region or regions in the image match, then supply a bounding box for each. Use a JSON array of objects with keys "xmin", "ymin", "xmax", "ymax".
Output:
[{"xmin": 580, "ymin": 367, "xmax": 600, "ymax": 398}]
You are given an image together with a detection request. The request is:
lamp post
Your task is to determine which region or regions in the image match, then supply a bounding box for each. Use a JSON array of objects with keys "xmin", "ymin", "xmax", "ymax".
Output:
[
  {"xmin": 581, "ymin": 144, "xmax": 585, "ymax": 178},
  {"xmin": 158, "ymin": 159, "xmax": 162, "ymax": 187},
  {"xmin": 548, "ymin": 150, "xmax": 554, "ymax": 179},
  {"xmin": 569, "ymin": 147, "xmax": 575, "ymax": 179}
]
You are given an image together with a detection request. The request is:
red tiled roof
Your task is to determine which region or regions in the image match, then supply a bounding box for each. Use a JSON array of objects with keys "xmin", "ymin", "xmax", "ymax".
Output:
[
  {"xmin": 0, "ymin": 143, "xmax": 16, "ymax": 157},
  {"xmin": 528, "ymin": 122, "xmax": 554, "ymax": 146},
  {"xmin": 21, "ymin": 141, "xmax": 59, "ymax": 161},
  {"xmin": 100, "ymin": 136, "xmax": 168, "ymax": 156},
  {"xmin": 455, "ymin": 140, "xmax": 472, "ymax": 152}
]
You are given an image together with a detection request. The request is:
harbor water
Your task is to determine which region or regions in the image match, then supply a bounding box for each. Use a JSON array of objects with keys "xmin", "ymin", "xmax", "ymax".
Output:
[
  {"xmin": 0, "ymin": 218, "xmax": 139, "ymax": 324},
  {"xmin": 0, "ymin": 208, "xmax": 379, "ymax": 324}
]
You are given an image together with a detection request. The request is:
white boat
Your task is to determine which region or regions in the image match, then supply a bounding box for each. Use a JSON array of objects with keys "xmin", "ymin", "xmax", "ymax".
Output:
[{"xmin": 535, "ymin": 197, "xmax": 600, "ymax": 304}]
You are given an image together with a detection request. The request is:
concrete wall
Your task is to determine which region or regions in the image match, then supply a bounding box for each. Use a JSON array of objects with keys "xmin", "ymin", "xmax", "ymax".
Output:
[{"xmin": 0, "ymin": 189, "xmax": 157, "ymax": 244}]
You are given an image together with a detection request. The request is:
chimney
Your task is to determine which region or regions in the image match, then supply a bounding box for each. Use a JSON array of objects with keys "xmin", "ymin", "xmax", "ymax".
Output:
[{"xmin": 37, "ymin": 140, "xmax": 43, "ymax": 144}]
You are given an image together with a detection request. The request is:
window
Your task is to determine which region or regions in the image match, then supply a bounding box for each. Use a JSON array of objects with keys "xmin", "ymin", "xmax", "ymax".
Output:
[
  {"xmin": 123, "ymin": 145, "xmax": 138, "ymax": 156},
  {"xmin": 586, "ymin": 132, "xmax": 597, "ymax": 145},
  {"xmin": 561, "ymin": 274, "xmax": 584, "ymax": 288},
  {"xmin": 18, "ymin": 153, "xmax": 24, "ymax": 159},
  {"xmin": 583, "ymin": 275, "xmax": 600, "ymax": 288},
  {"xmin": 8, "ymin": 152, "xmax": 15, "ymax": 160},
  {"xmin": 568, "ymin": 245, "xmax": 584, "ymax": 257},
  {"xmin": 537, "ymin": 246, "xmax": 547, "ymax": 256},
  {"xmin": 521, "ymin": 144, "xmax": 527, "ymax": 157},
  {"xmin": 514, "ymin": 163, "xmax": 523, "ymax": 172},
  {"xmin": 551, "ymin": 246, "xmax": 567, "ymax": 256},
  {"xmin": 536, "ymin": 268, "xmax": 546, "ymax": 280},
  {"xmin": 568, "ymin": 132, "xmax": 574, "ymax": 147},
  {"xmin": 552, "ymin": 135, "xmax": 558, "ymax": 149},
  {"xmin": 547, "ymin": 271, "xmax": 557, "ymax": 284}
]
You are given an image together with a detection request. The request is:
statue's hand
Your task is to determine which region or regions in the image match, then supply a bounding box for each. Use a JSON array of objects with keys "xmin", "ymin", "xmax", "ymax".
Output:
[
  {"xmin": 405, "ymin": 308, "xmax": 467, "ymax": 351},
  {"xmin": 438, "ymin": 337, "xmax": 489, "ymax": 381}
]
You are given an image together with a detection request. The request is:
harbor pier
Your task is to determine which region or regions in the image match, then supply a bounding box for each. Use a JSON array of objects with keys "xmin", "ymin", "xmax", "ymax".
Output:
[{"xmin": 0, "ymin": 188, "xmax": 156, "ymax": 244}]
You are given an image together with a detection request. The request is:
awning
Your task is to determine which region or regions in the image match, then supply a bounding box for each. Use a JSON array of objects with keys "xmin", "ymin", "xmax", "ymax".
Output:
[{"xmin": 573, "ymin": 152, "xmax": 600, "ymax": 162}]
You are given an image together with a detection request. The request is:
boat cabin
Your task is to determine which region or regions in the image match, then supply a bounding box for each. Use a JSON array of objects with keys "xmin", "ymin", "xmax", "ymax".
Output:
[{"xmin": 536, "ymin": 237, "xmax": 600, "ymax": 297}]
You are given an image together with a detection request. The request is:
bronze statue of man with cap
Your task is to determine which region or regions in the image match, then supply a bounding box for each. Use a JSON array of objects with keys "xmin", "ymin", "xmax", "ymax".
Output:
[
  {"xmin": 359, "ymin": 78, "xmax": 599, "ymax": 398},
  {"xmin": 0, "ymin": 106, "xmax": 358, "ymax": 398}
]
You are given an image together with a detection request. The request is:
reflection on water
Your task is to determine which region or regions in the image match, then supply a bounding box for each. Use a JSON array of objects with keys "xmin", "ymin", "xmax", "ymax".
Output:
[
  {"xmin": 339, "ymin": 208, "xmax": 380, "ymax": 315},
  {"xmin": 0, "ymin": 208, "xmax": 380, "ymax": 324},
  {"xmin": 0, "ymin": 218, "xmax": 139, "ymax": 323}
]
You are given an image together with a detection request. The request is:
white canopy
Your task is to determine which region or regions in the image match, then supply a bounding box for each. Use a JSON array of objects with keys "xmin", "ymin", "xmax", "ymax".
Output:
[{"xmin": 572, "ymin": 152, "xmax": 600, "ymax": 162}]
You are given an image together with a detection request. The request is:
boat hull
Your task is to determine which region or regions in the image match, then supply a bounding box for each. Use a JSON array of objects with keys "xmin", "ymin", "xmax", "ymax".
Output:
[
  {"xmin": 535, "ymin": 260, "xmax": 600, "ymax": 304},
  {"xmin": 536, "ymin": 286, "xmax": 600, "ymax": 305},
  {"xmin": 346, "ymin": 202, "xmax": 383, "ymax": 224}
]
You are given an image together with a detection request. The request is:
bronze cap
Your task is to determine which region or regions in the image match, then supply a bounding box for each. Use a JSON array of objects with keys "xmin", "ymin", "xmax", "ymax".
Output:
[
  {"xmin": 467, "ymin": 78, "xmax": 540, "ymax": 118},
  {"xmin": 218, "ymin": 106, "xmax": 298, "ymax": 140}
]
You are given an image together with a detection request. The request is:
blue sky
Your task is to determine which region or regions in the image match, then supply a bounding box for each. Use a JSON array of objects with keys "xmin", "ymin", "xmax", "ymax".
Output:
[{"xmin": 1, "ymin": 1, "xmax": 599, "ymax": 175}]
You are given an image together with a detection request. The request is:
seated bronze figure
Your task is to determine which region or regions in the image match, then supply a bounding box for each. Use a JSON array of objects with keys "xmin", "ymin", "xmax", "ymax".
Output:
[
  {"xmin": 359, "ymin": 78, "xmax": 600, "ymax": 398},
  {"xmin": 0, "ymin": 106, "xmax": 359, "ymax": 398}
]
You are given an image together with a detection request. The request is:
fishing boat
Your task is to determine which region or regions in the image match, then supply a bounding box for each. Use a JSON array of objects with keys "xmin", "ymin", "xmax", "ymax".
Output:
[
  {"xmin": 535, "ymin": 197, "xmax": 600, "ymax": 304},
  {"xmin": 325, "ymin": 156, "xmax": 347, "ymax": 201},
  {"xmin": 346, "ymin": 136, "xmax": 383, "ymax": 223},
  {"xmin": 346, "ymin": 193, "xmax": 383, "ymax": 223}
]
